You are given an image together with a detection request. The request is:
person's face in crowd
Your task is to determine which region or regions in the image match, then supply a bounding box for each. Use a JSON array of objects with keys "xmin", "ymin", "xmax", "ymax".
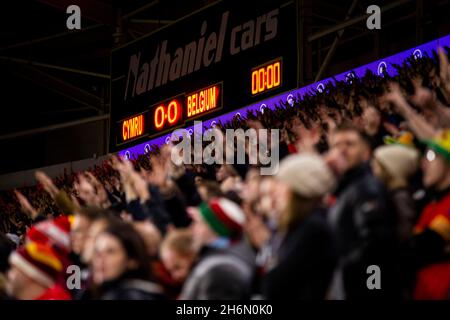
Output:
[
  {"xmin": 330, "ymin": 130, "xmax": 370, "ymax": 173},
  {"xmin": 77, "ymin": 179, "xmax": 97, "ymax": 205},
  {"xmin": 243, "ymin": 169, "xmax": 261, "ymax": 204},
  {"xmin": 258, "ymin": 178, "xmax": 279, "ymax": 219},
  {"xmin": 422, "ymin": 149, "xmax": 450, "ymax": 190},
  {"xmin": 362, "ymin": 107, "xmax": 381, "ymax": 136},
  {"xmin": 71, "ymin": 214, "xmax": 91, "ymax": 255},
  {"xmin": 6, "ymin": 265, "xmax": 30, "ymax": 299},
  {"xmin": 188, "ymin": 207, "xmax": 217, "ymax": 247},
  {"xmin": 324, "ymin": 147, "xmax": 348, "ymax": 177},
  {"xmin": 92, "ymin": 233, "xmax": 137, "ymax": 284},
  {"xmin": 133, "ymin": 220, "xmax": 162, "ymax": 257},
  {"xmin": 216, "ymin": 165, "xmax": 232, "ymax": 182},
  {"xmin": 81, "ymin": 219, "xmax": 108, "ymax": 265},
  {"xmin": 221, "ymin": 176, "xmax": 241, "ymax": 194},
  {"xmin": 273, "ymin": 180, "xmax": 291, "ymax": 214},
  {"xmin": 197, "ymin": 185, "xmax": 208, "ymax": 202},
  {"xmin": 160, "ymin": 247, "xmax": 194, "ymax": 283}
]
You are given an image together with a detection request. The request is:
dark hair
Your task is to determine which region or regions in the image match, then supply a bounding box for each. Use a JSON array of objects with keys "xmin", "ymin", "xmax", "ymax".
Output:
[
  {"xmin": 197, "ymin": 180, "xmax": 223, "ymax": 199},
  {"xmin": 279, "ymin": 193, "xmax": 318, "ymax": 233},
  {"xmin": 76, "ymin": 207, "xmax": 120, "ymax": 222},
  {"xmin": 101, "ymin": 221, "xmax": 151, "ymax": 281},
  {"xmin": 332, "ymin": 123, "xmax": 372, "ymax": 148},
  {"xmin": 76, "ymin": 206, "xmax": 104, "ymax": 220}
]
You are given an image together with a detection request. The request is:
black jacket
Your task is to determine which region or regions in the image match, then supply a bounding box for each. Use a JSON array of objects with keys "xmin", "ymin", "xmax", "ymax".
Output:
[
  {"xmin": 261, "ymin": 207, "xmax": 336, "ymax": 300},
  {"xmin": 126, "ymin": 186, "xmax": 171, "ymax": 234},
  {"xmin": 162, "ymin": 191, "xmax": 192, "ymax": 228},
  {"xmin": 96, "ymin": 277, "xmax": 165, "ymax": 300},
  {"xmin": 328, "ymin": 163, "xmax": 400, "ymax": 299},
  {"xmin": 180, "ymin": 241, "xmax": 255, "ymax": 300}
]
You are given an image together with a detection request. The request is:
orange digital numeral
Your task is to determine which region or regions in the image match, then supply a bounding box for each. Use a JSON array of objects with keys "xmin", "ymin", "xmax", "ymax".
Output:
[
  {"xmin": 251, "ymin": 61, "xmax": 281, "ymax": 95},
  {"xmin": 153, "ymin": 100, "xmax": 181, "ymax": 130}
]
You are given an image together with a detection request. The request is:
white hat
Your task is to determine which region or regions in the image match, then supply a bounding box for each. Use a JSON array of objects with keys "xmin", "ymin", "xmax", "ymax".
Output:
[
  {"xmin": 277, "ymin": 153, "xmax": 336, "ymax": 198},
  {"xmin": 374, "ymin": 145, "xmax": 419, "ymax": 179}
]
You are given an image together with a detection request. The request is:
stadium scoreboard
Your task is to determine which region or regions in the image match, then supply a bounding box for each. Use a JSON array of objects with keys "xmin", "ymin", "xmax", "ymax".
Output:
[{"xmin": 110, "ymin": 0, "xmax": 297, "ymax": 152}]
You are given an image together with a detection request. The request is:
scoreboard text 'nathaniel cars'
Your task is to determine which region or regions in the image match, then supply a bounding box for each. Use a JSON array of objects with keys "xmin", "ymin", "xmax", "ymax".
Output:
[{"xmin": 110, "ymin": 0, "xmax": 297, "ymax": 152}]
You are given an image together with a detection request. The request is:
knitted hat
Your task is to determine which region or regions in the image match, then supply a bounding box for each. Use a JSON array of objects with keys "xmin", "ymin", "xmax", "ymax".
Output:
[
  {"xmin": 422, "ymin": 130, "xmax": 450, "ymax": 162},
  {"xmin": 198, "ymin": 198, "xmax": 245, "ymax": 239},
  {"xmin": 9, "ymin": 242, "xmax": 64, "ymax": 288},
  {"xmin": 276, "ymin": 153, "xmax": 336, "ymax": 198},
  {"xmin": 374, "ymin": 144, "xmax": 419, "ymax": 179},
  {"xmin": 384, "ymin": 131, "xmax": 415, "ymax": 148},
  {"xmin": 26, "ymin": 216, "xmax": 71, "ymax": 253}
]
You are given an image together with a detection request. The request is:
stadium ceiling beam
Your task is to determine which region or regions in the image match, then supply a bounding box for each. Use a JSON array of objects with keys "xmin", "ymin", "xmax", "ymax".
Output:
[
  {"xmin": 36, "ymin": 0, "xmax": 114, "ymax": 25},
  {"xmin": 129, "ymin": 19, "xmax": 174, "ymax": 25},
  {"xmin": 312, "ymin": 13, "xmax": 340, "ymax": 24},
  {"xmin": 311, "ymin": 12, "xmax": 416, "ymax": 55},
  {"xmin": 0, "ymin": 56, "xmax": 110, "ymax": 80},
  {"xmin": 0, "ymin": 24, "xmax": 105, "ymax": 53},
  {"xmin": 308, "ymin": 0, "xmax": 414, "ymax": 42},
  {"xmin": 122, "ymin": 0, "xmax": 160, "ymax": 20},
  {"xmin": 40, "ymin": 106, "xmax": 93, "ymax": 115},
  {"xmin": 311, "ymin": 13, "xmax": 365, "ymax": 32},
  {"xmin": 4, "ymin": 62, "xmax": 103, "ymax": 113},
  {"xmin": 0, "ymin": 114, "xmax": 109, "ymax": 141},
  {"xmin": 314, "ymin": 0, "xmax": 359, "ymax": 82}
]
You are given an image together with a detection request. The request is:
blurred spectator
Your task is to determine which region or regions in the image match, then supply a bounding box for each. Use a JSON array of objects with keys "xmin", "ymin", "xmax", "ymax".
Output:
[
  {"xmin": 362, "ymin": 106, "xmax": 389, "ymax": 149},
  {"xmin": 372, "ymin": 144, "xmax": 420, "ymax": 240},
  {"xmin": 260, "ymin": 153, "xmax": 336, "ymax": 300},
  {"xmin": 401, "ymin": 130, "xmax": 450, "ymax": 299},
  {"xmin": 0, "ymin": 233, "xmax": 15, "ymax": 299},
  {"xmin": 90, "ymin": 221, "xmax": 164, "ymax": 300},
  {"xmin": 179, "ymin": 198, "xmax": 255, "ymax": 299},
  {"xmin": 327, "ymin": 124, "xmax": 400, "ymax": 299},
  {"xmin": 6, "ymin": 242, "xmax": 70, "ymax": 300},
  {"xmin": 160, "ymin": 229, "xmax": 197, "ymax": 285}
]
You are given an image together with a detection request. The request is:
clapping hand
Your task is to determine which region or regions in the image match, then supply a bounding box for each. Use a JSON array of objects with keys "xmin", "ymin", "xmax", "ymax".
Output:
[{"xmin": 14, "ymin": 190, "xmax": 39, "ymax": 220}]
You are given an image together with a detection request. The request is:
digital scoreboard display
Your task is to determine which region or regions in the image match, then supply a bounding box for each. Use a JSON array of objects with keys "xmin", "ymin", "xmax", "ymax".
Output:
[
  {"xmin": 116, "ymin": 83, "xmax": 223, "ymax": 146},
  {"xmin": 251, "ymin": 59, "xmax": 282, "ymax": 95},
  {"xmin": 110, "ymin": 0, "xmax": 297, "ymax": 152}
]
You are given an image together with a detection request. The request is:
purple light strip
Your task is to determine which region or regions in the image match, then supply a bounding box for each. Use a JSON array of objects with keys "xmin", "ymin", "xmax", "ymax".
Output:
[{"xmin": 119, "ymin": 34, "xmax": 450, "ymax": 159}]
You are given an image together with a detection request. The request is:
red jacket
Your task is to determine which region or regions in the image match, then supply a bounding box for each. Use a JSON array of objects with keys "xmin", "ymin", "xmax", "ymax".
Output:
[
  {"xmin": 413, "ymin": 192, "xmax": 450, "ymax": 300},
  {"xmin": 36, "ymin": 285, "xmax": 71, "ymax": 300}
]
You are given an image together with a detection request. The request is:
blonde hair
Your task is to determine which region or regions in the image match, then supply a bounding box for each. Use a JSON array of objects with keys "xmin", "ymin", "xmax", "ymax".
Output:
[
  {"xmin": 374, "ymin": 158, "xmax": 408, "ymax": 190},
  {"xmin": 160, "ymin": 229, "xmax": 196, "ymax": 258},
  {"xmin": 278, "ymin": 191, "xmax": 318, "ymax": 233}
]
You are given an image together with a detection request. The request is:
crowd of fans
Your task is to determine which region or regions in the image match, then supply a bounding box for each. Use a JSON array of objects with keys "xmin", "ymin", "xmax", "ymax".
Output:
[{"xmin": 0, "ymin": 48, "xmax": 450, "ymax": 300}]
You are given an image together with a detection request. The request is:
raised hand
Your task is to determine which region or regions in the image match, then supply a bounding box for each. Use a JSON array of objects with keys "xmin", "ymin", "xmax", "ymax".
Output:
[
  {"xmin": 110, "ymin": 155, "xmax": 138, "ymax": 202},
  {"xmin": 85, "ymin": 171, "xmax": 110, "ymax": 208},
  {"xmin": 383, "ymin": 82, "xmax": 408, "ymax": 112},
  {"xmin": 130, "ymin": 168, "xmax": 151, "ymax": 203},
  {"xmin": 35, "ymin": 171, "xmax": 59, "ymax": 198},
  {"xmin": 382, "ymin": 82, "xmax": 436, "ymax": 140},
  {"xmin": 411, "ymin": 76, "xmax": 436, "ymax": 110},
  {"xmin": 246, "ymin": 119, "xmax": 265, "ymax": 131},
  {"xmin": 290, "ymin": 118, "xmax": 320, "ymax": 154},
  {"xmin": 146, "ymin": 150, "xmax": 170, "ymax": 188},
  {"xmin": 438, "ymin": 48, "xmax": 450, "ymax": 102},
  {"xmin": 14, "ymin": 190, "xmax": 39, "ymax": 220},
  {"xmin": 74, "ymin": 173, "xmax": 98, "ymax": 206}
]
